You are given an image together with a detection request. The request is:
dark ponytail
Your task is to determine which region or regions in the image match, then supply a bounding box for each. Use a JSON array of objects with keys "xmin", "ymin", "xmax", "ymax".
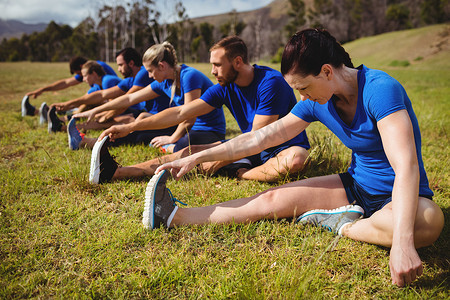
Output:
[{"xmin": 281, "ymin": 28, "xmax": 353, "ymax": 77}]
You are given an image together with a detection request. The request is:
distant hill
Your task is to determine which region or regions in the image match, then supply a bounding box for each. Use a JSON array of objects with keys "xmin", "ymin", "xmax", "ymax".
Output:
[{"xmin": 0, "ymin": 19, "xmax": 47, "ymax": 40}]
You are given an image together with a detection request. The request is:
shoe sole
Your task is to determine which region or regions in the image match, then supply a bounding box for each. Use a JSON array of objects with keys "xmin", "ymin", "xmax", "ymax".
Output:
[
  {"xmin": 142, "ymin": 170, "xmax": 167, "ymax": 229},
  {"xmin": 89, "ymin": 136, "xmax": 109, "ymax": 184},
  {"xmin": 39, "ymin": 102, "xmax": 47, "ymax": 125},
  {"xmin": 21, "ymin": 95, "xmax": 29, "ymax": 117},
  {"xmin": 297, "ymin": 205, "xmax": 364, "ymax": 221},
  {"xmin": 67, "ymin": 118, "xmax": 79, "ymax": 150},
  {"xmin": 47, "ymin": 107, "xmax": 54, "ymax": 133}
]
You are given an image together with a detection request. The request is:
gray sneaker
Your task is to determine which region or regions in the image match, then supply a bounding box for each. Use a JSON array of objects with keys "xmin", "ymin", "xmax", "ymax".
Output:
[
  {"xmin": 143, "ymin": 170, "xmax": 186, "ymax": 230},
  {"xmin": 296, "ymin": 205, "xmax": 364, "ymax": 235}
]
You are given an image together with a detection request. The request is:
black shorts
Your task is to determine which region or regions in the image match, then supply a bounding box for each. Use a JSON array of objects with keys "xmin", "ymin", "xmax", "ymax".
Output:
[
  {"xmin": 110, "ymin": 126, "xmax": 177, "ymax": 147},
  {"xmin": 339, "ymin": 172, "xmax": 433, "ymax": 217}
]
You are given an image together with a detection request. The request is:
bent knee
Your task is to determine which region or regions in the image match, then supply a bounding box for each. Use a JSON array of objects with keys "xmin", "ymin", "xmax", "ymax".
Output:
[
  {"xmin": 416, "ymin": 199, "xmax": 444, "ymax": 247},
  {"xmin": 280, "ymin": 147, "xmax": 309, "ymax": 172}
]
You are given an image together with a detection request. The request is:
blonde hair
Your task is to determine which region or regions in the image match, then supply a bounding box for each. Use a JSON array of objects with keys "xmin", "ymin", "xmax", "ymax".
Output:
[{"xmin": 143, "ymin": 42, "xmax": 178, "ymax": 104}]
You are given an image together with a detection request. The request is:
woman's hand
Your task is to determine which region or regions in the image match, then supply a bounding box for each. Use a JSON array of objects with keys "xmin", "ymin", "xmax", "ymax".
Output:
[
  {"xmin": 99, "ymin": 123, "xmax": 133, "ymax": 141},
  {"xmin": 389, "ymin": 243, "xmax": 423, "ymax": 286},
  {"xmin": 73, "ymin": 109, "xmax": 96, "ymax": 121},
  {"xmin": 155, "ymin": 156, "xmax": 198, "ymax": 180},
  {"xmin": 151, "ymin": 136, "xmax": 174, "ymax": 148}
]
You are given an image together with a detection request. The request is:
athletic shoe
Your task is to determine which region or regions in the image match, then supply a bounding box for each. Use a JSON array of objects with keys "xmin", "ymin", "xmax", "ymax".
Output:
[
  {"xmin": 159, "ymin": 144, "xmax": 175, "ymax": 153},
  {"xmin": 89, "ymin": 136, "xmax": 119, "ymax": 184},
  {"xmin": 47, "ymin": 106, "xmax": 63, "ymax": 133},
  {"xmin": 21, "ymin": 95, "xmax": 35, "ymax": 116},
  {"xmin": 67, "ymin": 118, "xmax": 83, "ymax": 150},
  {"xmin": 39, "ymin": 102, "xmax": 49, "ymax": 124},
  {"xmin": 142, "ymin": 170, "xmax": 186, "ymax": 229},
  {"xmin": 296, "ymin": 205, "xmax": 364, "ymax": 235}
]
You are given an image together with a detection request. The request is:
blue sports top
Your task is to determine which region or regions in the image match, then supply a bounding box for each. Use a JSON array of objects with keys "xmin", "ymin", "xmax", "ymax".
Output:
[
  {"xmin": 87, "ymin": 74, "xmax": 121, "ymax": 94},
  {"xmin": 74, "ymin": 60, "xmax": 117, "ymax": 82},
  {"xmin": 200, "ymin": 64, "xmax": 309, "ymax": 148},
  {"xmin": 290, "ymin": 65, "xmax": 433, "ymax": 196},
  {"xmin": 150, "ymin": 64, "xmax": 226, "ymax": 134}
]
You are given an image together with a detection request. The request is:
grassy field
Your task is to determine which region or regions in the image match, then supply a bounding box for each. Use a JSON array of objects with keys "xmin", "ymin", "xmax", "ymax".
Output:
[{"xmin": 1, "ymin": 25, "xmax": 449, "ymax": 298}]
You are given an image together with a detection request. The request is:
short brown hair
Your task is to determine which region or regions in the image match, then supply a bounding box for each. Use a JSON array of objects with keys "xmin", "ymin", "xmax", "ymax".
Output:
[
  {"xmin": 81, "ymin": 60, "xmax": 106, "ymax": 77},
  {"xmin": 210, "ymin": 36, "xmax": 248, "ymax": 64}
]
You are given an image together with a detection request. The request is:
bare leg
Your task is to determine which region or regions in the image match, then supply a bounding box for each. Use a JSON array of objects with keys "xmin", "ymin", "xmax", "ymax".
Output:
[
  {"xmin": 172, "ymin": 174, "xmax": 349, "ymax": 225},
  {"xmin": 237, "ymin": 146, "xmax": 309, "ymax": 182},
  {"xmin": 79, "ymin": 137, "xmax": 98, "ymax": 149},
  {"xmin": 113, "ymin": 142, "xmax": 222, "ymax": 179},
  {"xmin": 343, "ymin": 198, "xmax": 444, "ymax": 247}
]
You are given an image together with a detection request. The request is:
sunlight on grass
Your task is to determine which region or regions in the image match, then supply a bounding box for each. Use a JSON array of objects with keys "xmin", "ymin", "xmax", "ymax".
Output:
[{"xmin": 0, "ymin": 25, "xmax": 449, "ymax": 298}]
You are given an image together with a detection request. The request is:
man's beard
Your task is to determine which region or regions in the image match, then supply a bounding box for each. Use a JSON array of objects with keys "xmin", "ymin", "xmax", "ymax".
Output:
[
  {"xmin": 122, "ymin": 66, "xmax": 133, "ymax": 78},
  {"xmin": 218, "ymin": 67, "xmax": 239, "ymax": 86}
]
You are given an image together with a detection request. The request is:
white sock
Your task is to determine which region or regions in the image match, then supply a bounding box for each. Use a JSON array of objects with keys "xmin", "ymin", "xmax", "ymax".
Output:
[{"xmin": 166, "ymin": 206, "xmax": 178, "ymax": 228}]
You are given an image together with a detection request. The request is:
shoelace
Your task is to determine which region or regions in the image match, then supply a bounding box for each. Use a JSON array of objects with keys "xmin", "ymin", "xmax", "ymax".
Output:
[{"xmin": 167, "ymin": 188, "xmax": 187, "ymax": 206}]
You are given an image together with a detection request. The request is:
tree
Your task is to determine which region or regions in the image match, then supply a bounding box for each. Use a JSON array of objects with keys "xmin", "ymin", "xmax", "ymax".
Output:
[
  {"xmin": 386, "ymin": 3, "xmax": 411, "ymax": 30},
  {"xmin": 421, "ymin": 0, "xmax": 448, "ymax": 24},
  {"xmin": 285, "ymin": 0, "xmax": 306, "ymax": 38},
  {"xmin": 219, "ymin": 10, "xmax": 246, "ymax": 37}
]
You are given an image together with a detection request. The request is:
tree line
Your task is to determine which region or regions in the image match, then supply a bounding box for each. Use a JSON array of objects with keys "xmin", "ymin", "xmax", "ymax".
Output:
[{"xmin": 0, "ymin": 0, "xmax": 447, "ymax": 63}]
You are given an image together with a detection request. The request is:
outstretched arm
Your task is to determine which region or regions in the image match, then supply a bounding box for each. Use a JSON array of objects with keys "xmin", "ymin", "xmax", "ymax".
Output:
[
  {"xmin": 52, "ymin": 86, "xmax": 125, "ymax": 112},
  {"xmin": 156, "ymin": 113, "xmax": 309, "ymax": 179},
  {"xmin": 150, "ymin": 88, "xmax": 201, "ymax": 147},
  {"xmin": 27, "ymin": 77, "xmax": 81, "ymax": 98},
  {"xmin": 73, "ymin": 84, "xmax": 157, "ymax": 121},
  {"xmin": 377, "ymin": 109, "xmax": 422, "ymax": 287},
  {"xmin": 99, "ymin": 98, "xmax": 215, "ymax": 141}
]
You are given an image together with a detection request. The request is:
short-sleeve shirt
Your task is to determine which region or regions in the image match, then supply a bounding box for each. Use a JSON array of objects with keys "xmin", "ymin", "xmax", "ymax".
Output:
[
  {"xmin": 150, "ymin": 64, "xmax": 226, "ymax": 134},
  {"xmin": 87, "ymin": 74, "xmax": 121, "ymax": 94},
  {"xmin": 74, "ymin": 60, "xmax": 118, "ymax": 82},
  {"xmin": 290, "ymin": 65, "xmax": 432, "ymax": 196},
  {"xmin": 200, "ymin": 64, "xmax": 309, "ymax": 148}
]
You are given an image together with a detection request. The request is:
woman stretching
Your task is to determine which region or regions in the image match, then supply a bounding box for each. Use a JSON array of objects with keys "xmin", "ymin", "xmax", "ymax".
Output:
[{"xmin": 146, "ymin": 29, "xmax": 444, "ymax": 287}]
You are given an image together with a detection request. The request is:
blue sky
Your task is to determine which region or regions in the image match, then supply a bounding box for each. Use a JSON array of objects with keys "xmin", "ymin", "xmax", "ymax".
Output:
[{"xmin": 0, "ymin": 0, "xmax": 274, "ymax": 27}]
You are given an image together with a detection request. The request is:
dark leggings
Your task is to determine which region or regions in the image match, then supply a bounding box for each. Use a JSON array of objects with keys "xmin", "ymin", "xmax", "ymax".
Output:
[
  {"xmin": 110, "ymin": 126, "xmax": 177, "ymax": 147},
  {"xmin": 173, "ymin": 130, "xmax": 225, "ymax": 152}
]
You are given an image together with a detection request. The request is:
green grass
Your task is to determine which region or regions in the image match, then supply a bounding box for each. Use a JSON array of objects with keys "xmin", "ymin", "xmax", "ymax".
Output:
[{"xmin": 1, "ymin": 25, "xmax": 449, "ymax": 298}]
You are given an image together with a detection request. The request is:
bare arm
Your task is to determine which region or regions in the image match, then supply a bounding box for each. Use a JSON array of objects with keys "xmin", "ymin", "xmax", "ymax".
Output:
[
  {"xmin": 73, "ymin": 84, "xmax": 158, "ymax": 120},
  {"xmin": 157, "ymin": 113, "xmax": 309, "ymax": 178},
  {"xmin": 150, "ymin": 88, "xmax": 201, "ymax": 147},
  {"xmin": 99, "ymin": 98, "xmax": 215, "ymax": 141},
  {"xmin": 377, "ymin": 109, "xmax": 422, "ymax": 287},
  {"xmin": 52, "ymin": 86, "xmax": 125, "ymax": 112},
  {"xmin": 27, "ymin": 77, "xmax": 81, "ymax": 98}
]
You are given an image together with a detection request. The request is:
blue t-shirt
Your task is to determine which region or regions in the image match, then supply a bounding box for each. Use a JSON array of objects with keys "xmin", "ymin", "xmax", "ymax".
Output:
[
  {"xmin": 87, "ymin": 74, "xmax": 121, "ymax": 94},
  {"xmin": 150, "ymin": 64, "xmax": 226, "ymax": 134},
  {"xmin": 290, "ymin": 65, "xmax": 433, "ymax": 196},
  {"xmin": 200, "ymin": 64, "xmax": 309, "ymax": 148},
  {"xmin": 74, "ymin": 60, "xmax": 118, "ymax": 82}
]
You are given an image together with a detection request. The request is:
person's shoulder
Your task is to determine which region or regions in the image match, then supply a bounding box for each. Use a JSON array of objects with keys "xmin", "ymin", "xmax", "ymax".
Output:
[
  {"xmin": 181, "ymin": 64, "xmax": 205, "ymax": 77},
  {"xmin": 137, "ymin": 66, "xmax": 148, "ymax": 75},
  {"xmin": 254, "ymin": 64, "xmax": 284, "ymax": 80}
]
